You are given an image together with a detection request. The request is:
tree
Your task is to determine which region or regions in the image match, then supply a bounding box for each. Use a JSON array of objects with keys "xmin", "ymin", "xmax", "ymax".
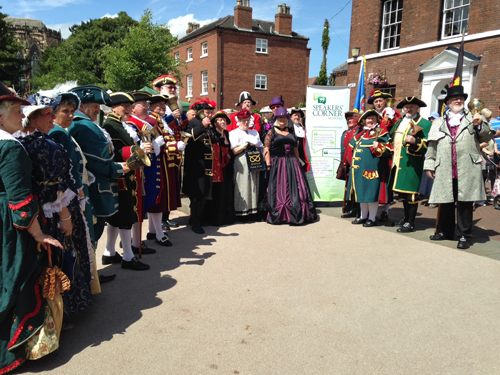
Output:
[
  {"xmin": 102, "ymin": 10, "xmax": 182, "ymax": 91},
  {"xmin": 317, "ymin": 19, "xmax": 330, "ymax": 86},
  {"xmin": 33, "ymin": 12, "xmax": 138, "ymax": 89},
  {"xmin": 0, "ymin": 8, "xmax": 27, "ymax": 86}
]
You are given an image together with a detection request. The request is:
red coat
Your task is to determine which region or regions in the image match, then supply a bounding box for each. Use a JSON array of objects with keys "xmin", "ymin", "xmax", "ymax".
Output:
[{"xmin": 227, "ymin": 112, "xmax": 261, "ymax": 133}]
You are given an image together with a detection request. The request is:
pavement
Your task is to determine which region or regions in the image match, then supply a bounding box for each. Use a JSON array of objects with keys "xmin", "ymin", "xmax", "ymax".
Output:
[{"xmin": 20, "ymin": 198, "xmax": 500, "ymax": 375}]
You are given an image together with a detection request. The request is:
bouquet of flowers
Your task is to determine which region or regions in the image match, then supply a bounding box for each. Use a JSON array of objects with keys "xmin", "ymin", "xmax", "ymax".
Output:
[{"xmin": 366, "ymin": 72, "xmax": 389, "ymax": 86}]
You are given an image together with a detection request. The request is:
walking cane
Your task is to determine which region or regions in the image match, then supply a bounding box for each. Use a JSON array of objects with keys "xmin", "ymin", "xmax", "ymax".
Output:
[{"xmin": 434, "ymin": 203, "xmax": 441, "ymax": 235}]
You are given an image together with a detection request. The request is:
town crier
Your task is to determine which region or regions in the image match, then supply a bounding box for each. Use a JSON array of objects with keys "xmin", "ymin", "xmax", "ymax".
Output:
[
  {"xmin": 389, "ymin": 97, "xmax": 432, "ymax": 232},
  {"xmin": 339, "ymin": 109, "xmax": 360, "ymax": 218},
  {"xmin": 227, "ymin": 91, "xmax": 261, "ymax": 133}
]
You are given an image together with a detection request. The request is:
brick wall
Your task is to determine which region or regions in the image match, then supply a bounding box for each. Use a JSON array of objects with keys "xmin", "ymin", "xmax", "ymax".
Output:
[
  {"xmin": 346, "ymin": 0, "xmax": 500, "ymax": 111},
  {"xmin": 275, "ymin": 13, "xmax": 292, "ymax": 36},
  {"xmin": 234, "ymin": 6, "xmax": 253, "ymax": 30}
]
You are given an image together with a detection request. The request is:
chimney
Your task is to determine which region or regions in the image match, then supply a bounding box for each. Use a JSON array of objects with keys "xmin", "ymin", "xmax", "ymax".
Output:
[
  {"xmin": 275, "ymin": 3, "xmax": 292, "ymax": 36},
  {"xmin": 186, "ymin": 22, "xmax": 200, "ymax": 34},
  {"xmin": 234, "ymin": 0, "xmax": 253, "ymax": 30}
]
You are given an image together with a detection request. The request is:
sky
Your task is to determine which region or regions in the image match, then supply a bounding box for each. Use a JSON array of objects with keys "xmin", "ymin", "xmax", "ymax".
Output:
[{"xmin": 3, "ymin": 0, "xmax": 353, "ymax": 78}]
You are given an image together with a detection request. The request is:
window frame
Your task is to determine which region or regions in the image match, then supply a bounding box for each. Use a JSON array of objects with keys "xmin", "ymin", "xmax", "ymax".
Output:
[
  {"xmin": 256, "ymin": 38, "xmax": 268, "ymax": 54},
  {"xmin": 201, "ymin": 42, "xmax": 208, "ymax": 58},
  {"xmin": 186, "ymin": 74, "xmax": 193, "ymax": 98},
  {"xmin": 201, "ymin": 71, "xmax": 208, "ymax": 95},
  {"xmin": 187, "ymin": 47, "xmax": 193, "ymax": 62},
  {"xmin": 441, "ymin": 0, "xmax": 470, "ymax": 40},
  {"xmin": 380, "ymin": 0, "xmax": 403, "ymax": 52},
  {"xmin": 255, "ymin": 74, "xmax": 267, "ymax": 90}
]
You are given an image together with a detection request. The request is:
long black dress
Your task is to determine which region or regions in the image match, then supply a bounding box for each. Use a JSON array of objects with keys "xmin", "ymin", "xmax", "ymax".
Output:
[{"xmin": 265, "ymin": 129, "xmax": 317, "ymax": 225}]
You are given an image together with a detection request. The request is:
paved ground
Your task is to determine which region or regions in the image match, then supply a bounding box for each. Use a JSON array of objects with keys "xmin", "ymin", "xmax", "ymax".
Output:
[{"xmin": 18, "ymin": 200, "xmax": 500, "ymax": 375}]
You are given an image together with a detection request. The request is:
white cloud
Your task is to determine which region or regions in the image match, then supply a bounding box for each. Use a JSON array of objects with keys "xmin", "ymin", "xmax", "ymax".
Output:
[
  {"xmin": 101, "ymin": 13, "xmax": 119, "ymax": 19},
  {"xmin": 167, "ymin": 14, "xmax": 218, "ymax": 38},
  {"xmin": 46, "ymin": 22, "xmax": 74, "ymax": 39},
  {"xmin": 16, "ymin": 0, "xmax": 80, "ymax": 13}
]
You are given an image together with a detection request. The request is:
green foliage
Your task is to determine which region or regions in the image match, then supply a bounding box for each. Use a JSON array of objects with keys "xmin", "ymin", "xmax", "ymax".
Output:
[
  {"xmin": 0, "ymin": 8, "xmax": 27, "ymax": 86},
  {"xmin": 33, "ymin": 11, "xmax": 138, "ymax": 89},
  {"xmin": 297, "ymin": 102, "xmax": 306, "ymax": 108},
  {"xmin": 328, "ymin": 74, "xmax": 335, "ymax": 86},
  {"xmin": 317, "ymin": 19, "xmax": 330, "ymax": 86},
  {"xmin": 102, "ymin": 9, "xmax": 182, "ymax": 91}
]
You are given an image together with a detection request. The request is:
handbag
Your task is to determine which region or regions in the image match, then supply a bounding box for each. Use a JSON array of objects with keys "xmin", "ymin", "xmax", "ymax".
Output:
[
  {"xmin": 246, "ymin": 147, "xmax": 266, "ymax": 173},
  {"xmin": 336, "ymin": 162, "xmax": 346, "ymax": 180}
]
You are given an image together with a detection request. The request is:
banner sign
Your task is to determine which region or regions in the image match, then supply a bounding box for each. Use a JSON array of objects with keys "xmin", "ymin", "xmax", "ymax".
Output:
[{"xmin": 305, "ymin": 86, "xmax": 350, "ymax": 202}]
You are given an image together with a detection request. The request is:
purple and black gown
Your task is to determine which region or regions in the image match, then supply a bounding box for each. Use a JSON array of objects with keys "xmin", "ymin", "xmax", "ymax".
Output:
[{"xmin": 265, "ymin": 129, "xmax": 317, "ymax": 225}]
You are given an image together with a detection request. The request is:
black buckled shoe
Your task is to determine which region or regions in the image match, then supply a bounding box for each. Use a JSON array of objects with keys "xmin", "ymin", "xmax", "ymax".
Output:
[
  {"xmin": 430, "ymin": 232, "xmax": 449, "ymax": 241},
  {"xmin": 155, "ymin": 235, "xmax": 173, "ymax": 247},
  {"xmin": 132, "ymin": 243, "xmax": 156, "ymax": 255},
  {"xmin": 352, "ymin": 218, "xmax": 367, "ymax": 225},
  {"xmin": 363, "ymin": 219, "xmax": 376, "ymax": 227},
  {"xmin": 161, "ymin": 221, "xmax": 171, "ymax": 231},
  {"xmin": 166, "ymin": 220, "xmax": 179, "ymax": 228},
  {"xmin": 397, "ymin": 222, "xmax": 414, "ymax": 233},
  {"xmin": 341, "ymin": 210, "xmax": 357, "ymax": 218},
  {"xmin": 121, "ymin": 256, "xmax": 150, "ymax": 271},
  {"xmin": 102, "ymin": 253, "xmax": 122, "ymax": 265},
  {"xmin": 378, "ymin": 211, "xmax": 389, "ymax": 222},
  {"xmin": 98, "ymin": 273, "xmax": 116, "ymax": 284},
  {"xmin": 457, "ymin": 236, "xmax": 471, "ymax": 250}
]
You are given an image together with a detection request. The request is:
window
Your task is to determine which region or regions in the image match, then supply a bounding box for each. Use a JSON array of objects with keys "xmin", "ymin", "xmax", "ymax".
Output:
[
  {"xmin": 255, "ymin": 74, "xmax": 267, "ymax": 90},
  {"xmin": 174, "ymin": 52, "xmax": 180, "ymax": 61},
  {"xmin": 187, "ymin": 48, "xmax": 193, "ymax": 61},
  {"xmin": 377, "ymin": 85, "xmax": 396, "ymax": 99},
  {"xmin": 380, "ymin": 0, "xmax": 403, "ymax": 51},
  {"xmin": 256, "ymin": 38, "xmax": 268, "ymax": 53},
  {"xmin": 201, "ymin": 42, "xmax": 208, "ymax": 57},
  {"xmin": 442, "ymin": 0, "xmax": 469, "ymax": 39},
  {"xmin": 187, "ymin": 74, "xmax": 193, "ymax": 97},
  {"xmin": 201, "ymin": 71, "xmax": 208, "ymax": 95}
]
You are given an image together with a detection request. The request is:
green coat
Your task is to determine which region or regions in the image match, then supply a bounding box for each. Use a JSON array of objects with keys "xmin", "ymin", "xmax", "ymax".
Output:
[
  {"xmin": 0, "ymin": 136, "xmax": 46, "ymax": 372},
  {"xmin": 389, "ymin": 114, "xmax": 432, "ymax": 194},
  {"xmin": 68, "ymin": 112, "xmax": 123, "ymax": 218}
]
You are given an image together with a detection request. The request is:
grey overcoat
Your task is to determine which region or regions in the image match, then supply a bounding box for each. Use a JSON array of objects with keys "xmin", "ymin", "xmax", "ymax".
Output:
[{"xmin": 423, "ymin": 111, "xmax": 495, "ymax": 203}]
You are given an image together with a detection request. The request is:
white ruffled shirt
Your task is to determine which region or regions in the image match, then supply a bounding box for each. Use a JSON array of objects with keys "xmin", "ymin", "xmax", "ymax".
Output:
[{"xmin": 229, "ymin": 127, "xmax": 263, "ymax": 149}]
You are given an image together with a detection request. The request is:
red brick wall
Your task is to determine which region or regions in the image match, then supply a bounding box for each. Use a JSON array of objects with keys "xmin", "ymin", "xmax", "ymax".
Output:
[
  {"xmin": 234, "ymin": 6, "xmax": 253, "ymax": 30},
  {"xmin": 275, "ymin": 14, "xmax": 292, "ymax": 36},
  {"xmin": 346, "ymin": 0, "xmax": 500, "ymax": 111},
  {"xmin": 173, "ymin": 28, "xmax": 310, "ymax": 111}
]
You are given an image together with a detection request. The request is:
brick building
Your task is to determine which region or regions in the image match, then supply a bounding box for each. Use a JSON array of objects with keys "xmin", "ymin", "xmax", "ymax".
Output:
[
  {"xmin": 6, "ymin": 17, "xmax": 61, "ymax": 94},
  {"xmin": 172, "ymin": 0, "xmax": 310, "ymax": 111},
  {"xmin": 345, "ymin": 0, "xmax": 500, "ymax": 117}
]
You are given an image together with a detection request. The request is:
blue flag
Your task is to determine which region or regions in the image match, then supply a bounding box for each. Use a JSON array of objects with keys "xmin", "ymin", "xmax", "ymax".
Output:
[{"xmin": 354, "ymin": 57, "xmax": 366, "ymax": 112}]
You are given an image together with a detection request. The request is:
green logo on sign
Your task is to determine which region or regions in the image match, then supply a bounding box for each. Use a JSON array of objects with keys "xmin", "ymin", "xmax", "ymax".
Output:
[{"xmin": 313, "ymin": 94, "xmax": 326, "ymax": 104}]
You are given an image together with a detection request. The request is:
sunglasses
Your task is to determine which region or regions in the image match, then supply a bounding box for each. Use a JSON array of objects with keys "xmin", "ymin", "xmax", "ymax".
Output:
[{"xmin": 270, "ymin": 105, "xmax": 282, "ymax": 110}]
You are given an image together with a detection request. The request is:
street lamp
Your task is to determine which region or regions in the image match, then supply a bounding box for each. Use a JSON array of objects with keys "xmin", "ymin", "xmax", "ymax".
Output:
[{"xmin": 352, "ymin": 47, "xmax": 360, "ymax": 58}]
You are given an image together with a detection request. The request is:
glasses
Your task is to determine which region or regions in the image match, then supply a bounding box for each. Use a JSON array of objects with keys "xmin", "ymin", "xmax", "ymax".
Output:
[
  {"xmin": 270, "ymin": 105, "xmax": 282, "ymax": 110},
  {"xmin": 450, "ymin": 97, "xmax": 464, "ymax": 102}
]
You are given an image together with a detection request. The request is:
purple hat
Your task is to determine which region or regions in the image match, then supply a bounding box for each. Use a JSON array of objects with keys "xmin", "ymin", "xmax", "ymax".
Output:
[
  {"xmin": 274, "ymin": 107, "xmax": 289, "ymax": 118},
  {"xmin": 270, "ymin": 96, "xmax": 284, "ymax": 108}
]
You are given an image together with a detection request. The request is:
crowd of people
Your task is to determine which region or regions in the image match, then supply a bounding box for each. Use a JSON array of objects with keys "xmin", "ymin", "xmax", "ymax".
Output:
[
  {"xmin": 0, "ymin": 77, "xmax": 317, "ymax": 372},
  {"xmin": 339, "ymin": 86, "xmax": 497, "ymax": 250}
]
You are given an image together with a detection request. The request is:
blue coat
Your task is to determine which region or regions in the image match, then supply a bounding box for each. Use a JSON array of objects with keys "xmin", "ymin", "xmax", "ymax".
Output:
[{"xmin": 68, "ymin": 112, "xmax": 122, "ymax": 217}]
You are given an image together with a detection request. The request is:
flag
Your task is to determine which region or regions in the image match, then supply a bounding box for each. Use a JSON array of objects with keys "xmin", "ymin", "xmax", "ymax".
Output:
[
  {"xmin": 450, "ymin": 34, "xmax": 465, "ymax": 87},
  {"xmin": 354, "ymin": 57, "xmax": 366, "ymax": 112}
]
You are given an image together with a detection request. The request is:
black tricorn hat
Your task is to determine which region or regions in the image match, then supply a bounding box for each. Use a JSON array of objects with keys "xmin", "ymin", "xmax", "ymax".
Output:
[
  {"xmin": 396, "ymin": 97, "xmax": 427, "ymax": 108},
  {"xmin": 107, "ymin": 92, "xmax": 135, "ymax": 106},
  {"xmin": 211, "ymin": 110, "xmax": 232, "ymax": 126},
  {"xmin": 367, "ymin": 90, "xmax": 392, "ymax": 104},
  {"xmin": 290, "ymin": 107, "xmax": 304, "ymax": 118},
  {"xmin": 149, "ymin": 95, "xmax": 169, "ymax": 104},
  {"xmin": 443, "ymin": 85, "xmax": 468, "ymax": 103},
  {"xmin": 358, "ymin": 109, "xmax": 383, "ymax": 123},
  {"xmin": 130, "ymin": 91, "xmax": 152, "ymax": 102}
]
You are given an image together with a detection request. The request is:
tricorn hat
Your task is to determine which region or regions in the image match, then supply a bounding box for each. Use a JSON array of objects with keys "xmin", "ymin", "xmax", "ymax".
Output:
[
  {"xmin": 211, "ymin": 110, "xmax": 231, "ymax": 126},
  {"xmin": 152, "ymin": 75, "xmax": 178, "ymax": 88},
  {"xmin": 0, "ymin": 82, "xmax": 31, "ymax": 106},
  {"xmin": 396, "ymin": 97, "xmax": 427, "ymax": 108},
  {"xmin": 443, "ymin": 85, "xmax": 468, "ymax": 103},
  {"xmin": 69, "ymin": 85, "xmax": 110, "ymax": 104},
  {"xmin": 235, "ymin": 109, "xmax": 252, "ymax": 119},
  {"xmin": 107, "ymin": 92, "xmax": 135, "ymax": 106},
  {"xmin": 367, "ymin": 89, "xmax": 392, "ymax": 104},
  {"xmin": 190, "ymin": 99, "xmax": 216, "ymax": 111},
  {"xmin": 235, "ymin": 91, "xmax": 257, "ymax": 107},
  {"xmin": 358, "ymin": 109, "xmax": 383, "ymax": 123},
  {"xmin": 130, "ymin": 91, "xmax": 152, "ymax": 103},
  {"xmin": 290, "ymin": 107, "xmax": 304, "ymax": 118},
  {"xmin": 149, "ymin": 94, "xmax": 169, "ymax": 104}
]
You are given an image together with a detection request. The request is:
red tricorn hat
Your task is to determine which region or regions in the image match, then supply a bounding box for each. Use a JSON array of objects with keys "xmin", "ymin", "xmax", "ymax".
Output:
[{"xmin": 152, "ymin": 75, "xmax": 178, "ymax": 88}]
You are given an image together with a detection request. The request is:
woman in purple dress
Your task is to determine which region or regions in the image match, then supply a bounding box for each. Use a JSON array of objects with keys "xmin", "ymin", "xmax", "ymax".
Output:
[{"xmin": 263, "ymin": 107, "xmax": 317, "ymax": 225}]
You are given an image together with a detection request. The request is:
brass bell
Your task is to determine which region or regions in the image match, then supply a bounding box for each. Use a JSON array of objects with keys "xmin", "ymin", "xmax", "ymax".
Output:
[
  {"xmin": 126, "ymin": 147, "xmax": 151, "ymax": 170},
  {"xmin": 467, "ymin": 98, "xmax": 485, "ymax": 115}
]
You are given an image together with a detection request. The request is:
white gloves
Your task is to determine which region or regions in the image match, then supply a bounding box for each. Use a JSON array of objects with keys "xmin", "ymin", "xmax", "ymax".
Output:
[
  {"xmin": 383, "ymin": 107, "xmax": 395, "ymax": 119},
  {"xmin": 177, "ymin": 141, "xmax": 186, "ymax": 152}
]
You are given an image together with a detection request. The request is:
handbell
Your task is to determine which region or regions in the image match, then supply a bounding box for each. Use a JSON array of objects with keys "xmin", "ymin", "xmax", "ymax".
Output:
[
  {"xmin": 196, "ymin": 109, "xmax": 206, "ymax": 120},
  {"xmin": 150, "ymin": 127, "xmax": 161, "ymax": 139},
  {"xmin": 180, "ymin": 131, "xmax": 192, "ymax": 143},
  {"xmin": 467, "ymin": 98, "xmax": 485, "ymax": 115},
  {"xmin": 138, "ymin": 130, "xmax": 152, "ymax": 143},
  {"xmin": 167, "ymin": 96, "xmax": 179, "ymax": 112},
  {"xmin": 126, "ymin": 147, "xmax": 151, "ymax": 170},
  {"xmin": 385, "ymin": 97, "xmax": 395, "ymax": 109}
]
